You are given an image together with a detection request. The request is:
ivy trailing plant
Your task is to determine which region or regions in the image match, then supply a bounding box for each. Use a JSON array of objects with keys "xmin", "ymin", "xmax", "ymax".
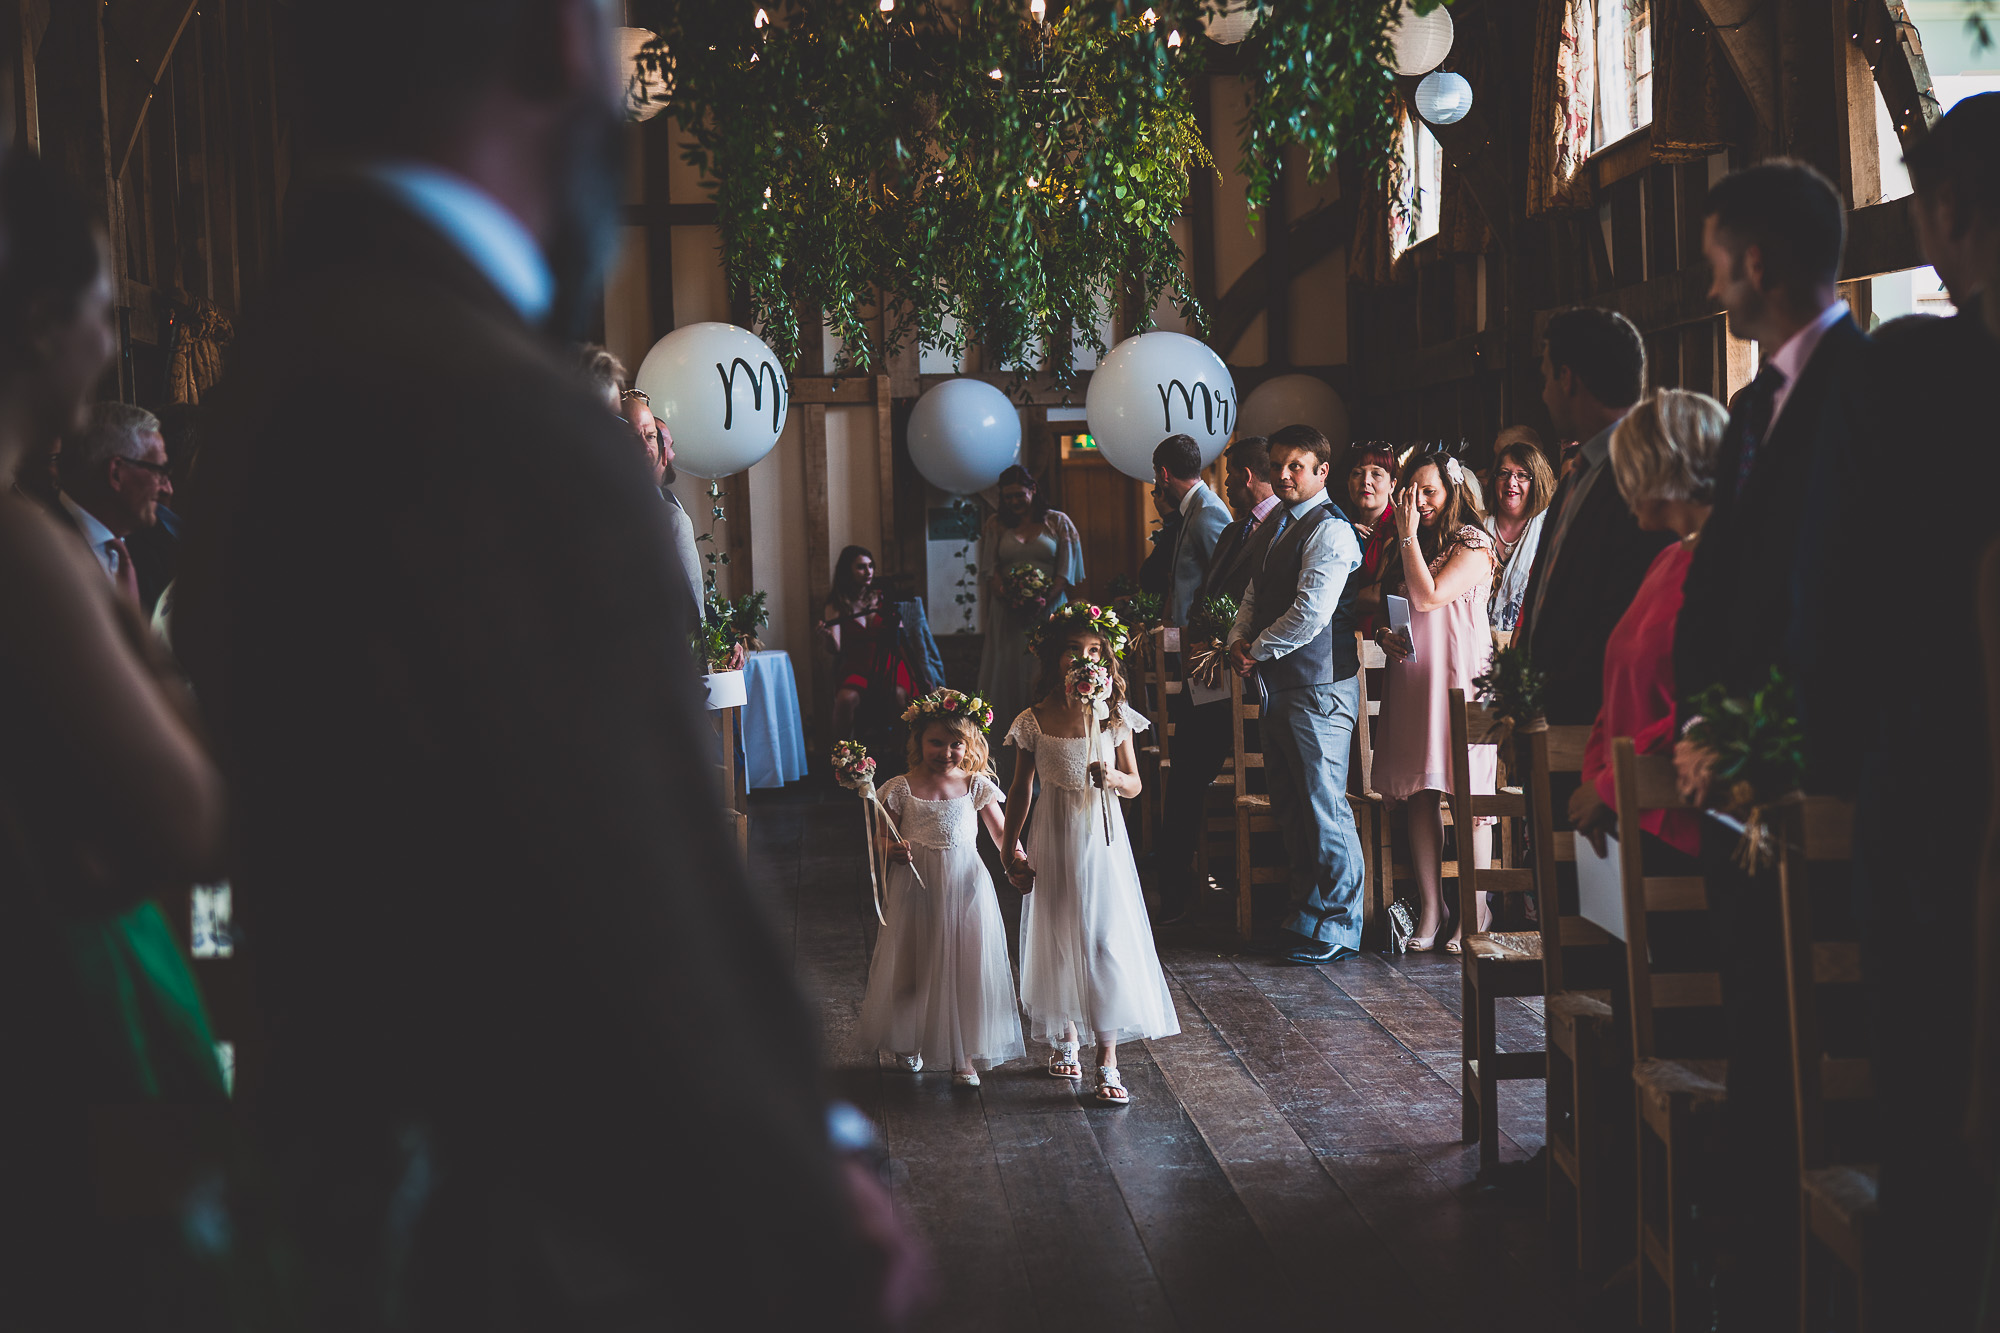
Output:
[{"xmin": 631, "ymin": 0, "xmax": 1436, "ymax": 376}]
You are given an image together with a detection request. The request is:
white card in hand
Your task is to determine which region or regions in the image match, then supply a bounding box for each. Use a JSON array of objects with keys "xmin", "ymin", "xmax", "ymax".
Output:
[{"xmin": 1386, "ymin": 594, "xmax": 1415, "ymax": 664}]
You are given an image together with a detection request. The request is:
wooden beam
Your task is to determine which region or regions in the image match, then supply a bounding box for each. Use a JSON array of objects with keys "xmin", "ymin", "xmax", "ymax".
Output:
[
  {"xmin": 1207, "ymin": 200, "xmax": 1352, "ymax": 362},
  {"xmin": 1840, "ymin": 197, "xmax": 1922, "ymax": 280},
  {"xmin": 1189, "ymin": 75, "xmax": 1218, "ymax": 310},
  {"xmin": 1863, "ymin": 0, "xmax": 1941, "ymax": 147},
  {"xmin": 875, "ymin": 373, "xmax": 895, "ymax": 575},
  {"xmin": 1694, "ymin": 0, "xmax": 1782, "ymax": 147},
  {"xmin": 642, "ymin": 115, "xmax": 680, "ymax": 341},
  {"xmin": 620, "ymin": 200, "xmax": 722, "ymax": 227},
  {"xmin": 105, "ymin": 0, "xmax": 201, "ymax": 181},
  {"xmin": 802, "ymin": 403, "xmax": 830, "ymax": 742},
  {"xmin": 791, "ymin": 375, "xmax": 880, "ymax": 405},
  {"xmin": 1265, "ymin": 156, "xmax": 1290, "ymax": 366},
  {"xmin": 724, "ymin": 470, "xmax": 754, "ymax": 597},
  {"xmin": 1358, "ymin": 329, "xmax": 1504, "ymax": 396}
]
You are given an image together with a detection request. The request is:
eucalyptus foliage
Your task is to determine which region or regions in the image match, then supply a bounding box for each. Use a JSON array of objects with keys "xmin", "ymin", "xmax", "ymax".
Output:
[{"xmin": 635, "ymin": 0, "xmax": 1435, "ymax": 375}]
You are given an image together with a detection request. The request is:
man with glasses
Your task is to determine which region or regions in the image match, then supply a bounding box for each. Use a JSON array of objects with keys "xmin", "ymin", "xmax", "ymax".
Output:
[{"xmin": 57, "ymin": 401, "xmax": 177, "ymax": 613}]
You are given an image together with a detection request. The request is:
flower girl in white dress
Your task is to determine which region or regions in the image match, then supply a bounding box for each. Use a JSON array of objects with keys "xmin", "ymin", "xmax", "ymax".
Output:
[
  {"xmin": 1001, "ymin": 604, "xmax": 1179, "ymax": 1105},
  {"xmin": 856, "ymin": 689, "xmax": 1026, "ymax": 1086}
]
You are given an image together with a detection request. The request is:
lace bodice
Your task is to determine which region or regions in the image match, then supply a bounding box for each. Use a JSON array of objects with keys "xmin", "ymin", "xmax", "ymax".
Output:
[
  {"xmin": 1004, "ymin": 704, "xmax": 1152, "ymax": 792},
  {"xmin": 1429, "ymin": 525, "xmax": 1496, "ymax": 605},
  {"xmin": 879, "ymin": 774, "xmax": 1004, "ymax": 849}
]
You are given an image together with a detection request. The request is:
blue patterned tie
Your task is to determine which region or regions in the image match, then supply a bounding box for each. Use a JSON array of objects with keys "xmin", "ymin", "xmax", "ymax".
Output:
[
  {"xmin": 1260, "ymin": 506, "xmax": 1293, "ymax": 567},
  {"xmin": 1734, "ymin": 363, "xmax": 1787, "ymax": 497}
]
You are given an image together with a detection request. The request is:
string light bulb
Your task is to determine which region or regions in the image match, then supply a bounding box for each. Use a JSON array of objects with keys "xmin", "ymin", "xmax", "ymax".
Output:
[
  {"xmin": 1142, "ymin": 8, "xmax": 1157, "ymax": 22},
  {"xmin": 1028, "ymin": 175, "xmax": 1040, "ymax": 188},
  {"xmin": 1167, "ymin": 28, "xmax": 1182, "ymax": 46},
  {"xmin": 753, "ymin": 8, "xmax": 768, "ymax": 27},
  {"xmin": 1030, "ymin": 0, "xmax": 1045, "ymax": 17},
  {"xmin": 989, "ymin": 66, "xmax": 1004, "ymax": 79},
  {"xmin": 880, "ymin": 0, "xmax": 895, "ymax": 11}
]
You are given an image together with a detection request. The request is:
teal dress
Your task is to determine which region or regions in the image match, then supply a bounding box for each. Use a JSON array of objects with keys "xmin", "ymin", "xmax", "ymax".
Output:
[{"xmin": 977, "ymin": 511, "xmax": 1084, "ymax": 783}]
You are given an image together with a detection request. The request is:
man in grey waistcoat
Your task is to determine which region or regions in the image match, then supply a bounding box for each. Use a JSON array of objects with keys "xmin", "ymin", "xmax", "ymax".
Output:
[{"xmin": 1226, "ymin": 424, "xmax": 1367, "ymax": 963}]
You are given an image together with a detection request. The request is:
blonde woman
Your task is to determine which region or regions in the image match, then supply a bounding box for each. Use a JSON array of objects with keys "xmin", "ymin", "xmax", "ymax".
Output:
[{"xmin": 1568, "ymin": 389, "xmax": 1728, "ymax": 860}]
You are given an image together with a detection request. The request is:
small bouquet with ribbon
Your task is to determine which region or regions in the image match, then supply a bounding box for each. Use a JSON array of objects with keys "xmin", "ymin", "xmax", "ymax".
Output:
[
  {"xmin": 1685, "ymin": 668, "xmax": 1806, "ymax": 875},
  {"xmin": 1184, "ymin": 593, "xmax": 1240, "ymax": 690},
  {"xmin": 1111, "ymin": 589, "xmax": 1163, "ymax": 638},
  {"xmin": 1065, "ymin": 653, "xmax": 1118, "ymax": 845},
  {"xmin": 1472, "ymin": 644, "xmax": 1548, "ymax": 747},
  {"xmin": 832, "ymin": 739, "xmax": 920, "ymax": 921},
  {"xmin": 998, "ymin": 563, "xmax": 1054, "ymax": 614}
]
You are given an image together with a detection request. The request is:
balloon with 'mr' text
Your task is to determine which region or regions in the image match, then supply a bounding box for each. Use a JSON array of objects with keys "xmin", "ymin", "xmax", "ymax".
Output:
[
  {"xmin": 906, "ymin": 378, "xmax": 1023, "ymax": 496},
  {"xmin": 633, "ymin": 322, "xmax": 789, "ymax": 478},
  {"xmin": 1084, "ymin": 332, "xmax": 1236, "ymax": 482}
]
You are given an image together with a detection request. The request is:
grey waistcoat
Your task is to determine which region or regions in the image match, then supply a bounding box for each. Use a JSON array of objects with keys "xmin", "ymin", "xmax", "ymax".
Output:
[{"xmin": 1246, "ymin": 501, "xmax": 1361, "ymax": 692}]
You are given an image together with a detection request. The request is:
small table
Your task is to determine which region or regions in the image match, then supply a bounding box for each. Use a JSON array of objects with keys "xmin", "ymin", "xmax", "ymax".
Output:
[{"xmin": 742, "ymin": 649, "xmax": 809, "ymax": 790}]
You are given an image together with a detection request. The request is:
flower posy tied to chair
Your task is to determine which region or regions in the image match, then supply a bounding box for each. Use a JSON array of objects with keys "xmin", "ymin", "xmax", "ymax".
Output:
[{"xmin": 832, "ymin": 739, "xmax": 921, "ymax": 921}]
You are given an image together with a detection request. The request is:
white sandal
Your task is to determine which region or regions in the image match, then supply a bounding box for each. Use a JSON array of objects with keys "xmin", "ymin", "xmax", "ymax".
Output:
[
  {"xmin": 1048, "ymin": 1041, "xmax": 1082, "ymax": 1079},
  {"xmin": 1095, "ymin": 1065, "xmax": 1129, "ymax": 1105},
  {"xmin": 953, "ymin": 1071, "xmax": 981, "ymax": 1087},
  {"xmin": 900, "ymin": 1054, "xmax": 923, "ymax": 1074}
]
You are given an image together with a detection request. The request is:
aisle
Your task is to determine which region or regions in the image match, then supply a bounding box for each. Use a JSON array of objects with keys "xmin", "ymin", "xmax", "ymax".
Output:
[{"xmin": 758, "ymin": 787, "xmax": 1589, "ymax": 1333}]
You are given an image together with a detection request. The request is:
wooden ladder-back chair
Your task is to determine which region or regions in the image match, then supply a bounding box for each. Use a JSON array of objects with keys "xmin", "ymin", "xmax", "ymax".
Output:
[
  {"xmin": 1447, "ymin": 688, "xmax": 1565, "ymax": 1170},
  {"xmin": 1136, "ymin": 627, "xmax": 1174, "ymax": 856},
  {"xmin": 1349, "ymin": 634, "xmax": 1395, "ymax": 947},
  {"xmin": 1517, "ymin": 717, "xmax": 1628, "ymax": 1271},
  {"xmin": 1610, "ymin": 738, "xmax": 1726, "ymax": 1333},
  {"xmin": 1774, "ymin": 795, "xmax": 1877, "ymax": 1331},
  {"xmin": 1228, "ymin": 669, "xmax": 1284, "ymax": 938}
]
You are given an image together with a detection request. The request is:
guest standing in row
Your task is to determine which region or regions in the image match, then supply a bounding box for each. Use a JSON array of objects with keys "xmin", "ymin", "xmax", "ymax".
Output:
[
  {"xmin": 57, "ymin": 402, "xmax": 176, "ymax": 615},
  {"xmin": 1153, "ymin": 432, "xmax": 1231, "ymax": 628},
  {"xmin": 1370, "ymin": 451, "xmax": 1498, "ymax": 951},
  {"xmin": 1227, "ymin": 425, "xmax": 1368, "ymax": 964},
  {"xmin": 620, "ymin": 386, "xmax": 704, "ymax": 620},
  {"xmin": 977, "ymin": 464, "xmax": 1083, "ymax": 781},
  {"xmin": 1485, "ymin": 427, "xmax": 1555, "ymax": 643},
  {"xmin": 1672, "ymin": 158, "xmax": 1871, "ymax": 1331},
  {"xmin": 172, "ymin": 0, "xmax": 921, "ymax": 1321},
  {"xmin": 1341, "ymin": 441, "xmax": 1399, "ymax": 636},
  {"xmin": 0, "ymin": 150, "xmax": 237, "ymax": 1329},
  {"xmin": 1568, "ymin": 389, "xmax": 1727, "ymax": 862},
  {"xmin": 1515, "ymin": 308, "xmax": 1672, "ymax": 724},
  {"xmin": 1156, "ymin": 435, "xmax": 1277, "ymax": 923}
]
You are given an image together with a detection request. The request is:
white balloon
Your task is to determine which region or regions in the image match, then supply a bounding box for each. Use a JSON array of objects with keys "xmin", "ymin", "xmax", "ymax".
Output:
[
  {"xmin": 906, "ymin": 378, "xmax": 1023, "ymax": 496},
  {"xmin": 1237, "ymin": 375, "xmax": 1350, "ymax": 450},
  {"xmin": 633, "ymin": 322, "xmax": 790, "ymax": 479},
  {"xmin": 1387, "ymin": 1, "xmax": 1453, "ymax": 77},
  {"xmin": 1083, "ymin": 332, "xmax": 1237, "ymax": 482}
]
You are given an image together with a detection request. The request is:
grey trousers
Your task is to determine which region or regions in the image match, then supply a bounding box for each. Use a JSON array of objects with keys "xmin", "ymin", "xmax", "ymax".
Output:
[{"xmin": 1261, "ymin": 677, "xmax": 1366, "ymax": 948}]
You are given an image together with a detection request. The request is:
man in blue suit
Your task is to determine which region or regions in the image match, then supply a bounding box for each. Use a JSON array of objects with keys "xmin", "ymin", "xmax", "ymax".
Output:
[{"xmin": 1153, "ymin": 433, "xmax": 1231, "ymax": 628}]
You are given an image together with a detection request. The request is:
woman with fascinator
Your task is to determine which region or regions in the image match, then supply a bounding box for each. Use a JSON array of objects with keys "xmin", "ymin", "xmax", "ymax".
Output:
[{"xmin": 1370, "ymin": 445, "xmax": 1500, "ymax": 952}]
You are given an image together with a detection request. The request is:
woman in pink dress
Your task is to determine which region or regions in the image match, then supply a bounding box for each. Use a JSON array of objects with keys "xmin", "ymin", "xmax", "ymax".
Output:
[{"xmin": 1370, "ymin": 452, "xmax": 1497, "ymax": 951}]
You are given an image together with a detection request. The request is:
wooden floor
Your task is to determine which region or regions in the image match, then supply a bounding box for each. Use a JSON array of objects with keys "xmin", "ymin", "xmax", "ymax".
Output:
[{"xmin": 758, "ymin": 786, "xmax": 1597, "ymax": 1333}]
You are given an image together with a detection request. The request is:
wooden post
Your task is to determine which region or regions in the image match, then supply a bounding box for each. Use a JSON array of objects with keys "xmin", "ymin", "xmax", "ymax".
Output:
[
  {"xmin": 802, "ymin": 402, "xmax": 831, "ymax": 745},
  {"xmin": 875, "ymin": 373, "xmax": 894, "ymax": 573}
]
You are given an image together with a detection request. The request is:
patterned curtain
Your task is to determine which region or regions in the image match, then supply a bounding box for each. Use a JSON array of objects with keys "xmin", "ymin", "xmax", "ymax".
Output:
[
  {"xmin": 1651, "ymin": 0, "xmax": 1732, "ymax": 160},
  {"xmin": 1527, "ymin": 0, "xmax": 1596, "ymax": 215}
]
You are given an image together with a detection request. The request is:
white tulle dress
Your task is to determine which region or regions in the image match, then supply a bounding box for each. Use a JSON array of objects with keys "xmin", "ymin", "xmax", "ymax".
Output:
[
  {"xmin": 855, "ymin": 773, "xmax": 1026, "ymax": 1071},
  {"xmin": 1007, "ymin": 704, "xmax": 1181, "ymax": 1046}
]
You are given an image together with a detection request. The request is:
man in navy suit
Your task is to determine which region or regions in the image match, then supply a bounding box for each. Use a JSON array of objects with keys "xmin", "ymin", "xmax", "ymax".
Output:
[
  {"xmin": 1673, "ymin": 158, "xmax": 1874, "ymax": 1330},
  {"xmin": 1153, "ymin": 432, "xmax": 1232, "ymax": 628}
]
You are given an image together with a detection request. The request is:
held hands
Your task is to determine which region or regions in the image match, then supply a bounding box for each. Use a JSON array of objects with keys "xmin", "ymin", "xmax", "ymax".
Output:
[
  {"xmin": 1004, "ymin": 850, "xmax": 1036, "ymax": 893},
  {"xmin": 1673, "ymin": 738, "xmax": 1720, "ymax": 808}
]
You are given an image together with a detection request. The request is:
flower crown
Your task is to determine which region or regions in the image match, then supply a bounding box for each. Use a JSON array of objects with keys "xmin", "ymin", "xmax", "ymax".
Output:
[
  {"xmin": 901, "ymin": 688, "xmax": 996, "ymax": 732},
  {"xmin": 1027, "ymin": 601, "xmax": 1130, "ymax": 659}
]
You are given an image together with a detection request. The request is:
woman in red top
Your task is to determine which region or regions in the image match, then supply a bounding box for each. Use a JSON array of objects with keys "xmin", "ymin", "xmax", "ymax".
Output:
[{"xmin": 1571, "ymin": 389, "xmax": 1728, "ymax": 858}]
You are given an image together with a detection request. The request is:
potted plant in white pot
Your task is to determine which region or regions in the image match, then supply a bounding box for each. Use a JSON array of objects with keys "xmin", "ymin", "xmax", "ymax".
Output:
[{"xmin": 693, "ymin": 619, "xmax": 746, "ymax": 710}]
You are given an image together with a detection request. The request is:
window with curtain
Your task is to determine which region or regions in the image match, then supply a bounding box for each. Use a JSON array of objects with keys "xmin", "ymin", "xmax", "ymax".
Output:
[
  {"xmin": 1563, "ymin": 0, "xmax": 1654, "ymax": 157},
  {"xmin": 1390, "ymin": 110, "xmax": 1444, "ymax": 259}
]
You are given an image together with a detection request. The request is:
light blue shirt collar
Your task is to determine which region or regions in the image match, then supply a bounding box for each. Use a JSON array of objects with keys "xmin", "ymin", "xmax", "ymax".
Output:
[
  {"xmin": 1286, "ymin": 488, "xmax": 1333, "ymax": 519},
  {"xmin": 357, "ymin": 162, "xmax": 553, "ymax": 325}
]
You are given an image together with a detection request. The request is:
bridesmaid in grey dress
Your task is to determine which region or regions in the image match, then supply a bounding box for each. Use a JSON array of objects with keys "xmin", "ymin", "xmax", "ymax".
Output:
[{"xmin": 977, "ymin": 465, "xmax": 1084, "ymax": 783}]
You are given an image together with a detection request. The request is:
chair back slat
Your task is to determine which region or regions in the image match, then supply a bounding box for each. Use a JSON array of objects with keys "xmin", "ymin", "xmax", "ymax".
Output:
[
  {"xmin": 1611, "ymin": 739, "xmax": 1719, "ymax": 1062},
  {"xmin": 1544, "ymin": 728, "xmax": 1593, "ymax": 774},
  {"xmin": 1515, "ymin": 719, "xmax": 1596, "ymax": 995},
  {"xmin": 1777, "ymin": 795, "xmax": 1871, "ymax": 1177}
]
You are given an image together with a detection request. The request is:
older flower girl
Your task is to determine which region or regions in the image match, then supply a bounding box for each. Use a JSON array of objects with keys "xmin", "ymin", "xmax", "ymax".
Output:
[
  {"xmin": 856, "ymin": 690, "xmax": 1026, "ymax": 1086},
  {"xmin": 1001, "ymin": 604, "xmax": 1178, "ymax": 1106}
]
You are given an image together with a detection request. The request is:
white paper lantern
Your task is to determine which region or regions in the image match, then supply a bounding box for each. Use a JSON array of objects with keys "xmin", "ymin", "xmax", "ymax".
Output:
[
  {"xmin": 1237, "ymin": 375, "xmax": 1350, "ymax": 450},
  {"xmin": 634, "ymin": 323, "xmax": 789, "ymax": 479},
  {"xmin": 1083, "ymin": 332, "xmax": 1237, "ymax": 482},
  {"xmin": 619, "ymin": 27, "xmax": 673, "ymax": 122},
  {"xmin": 1415, "ymin": 70, "xmax": 1473, "ymax": 125},
  {"xmin": 1203, "ymin": 0, "xmax": 1260, "ymax": 45},
  {"xmin": 1387, "ymin": 2, "xmax": 1453, "ymax": 77},
  {"xmin": 906, "ymin": 379, "xmax": 1023, "ymax": 496}
]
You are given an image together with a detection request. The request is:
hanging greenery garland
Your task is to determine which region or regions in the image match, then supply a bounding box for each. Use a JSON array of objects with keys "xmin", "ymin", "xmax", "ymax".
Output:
[{"xmin": 633, "ymin": 0, "xmax": 1438, "ymax": 375}]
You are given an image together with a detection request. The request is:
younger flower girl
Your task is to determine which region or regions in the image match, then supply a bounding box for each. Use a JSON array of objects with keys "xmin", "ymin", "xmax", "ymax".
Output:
[
  {"xmin": 1001, "ymin": 604, "xmax": 1179, "ymax": 1105},
  {"xmin": 856, "ymin": 690, "xmax": 1026, "ymax": 1086}
]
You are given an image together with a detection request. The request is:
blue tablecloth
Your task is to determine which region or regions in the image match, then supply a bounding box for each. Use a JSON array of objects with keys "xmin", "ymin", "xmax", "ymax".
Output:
[{"xmin": 742, "ymin": 649, "xmax": 809, "ymax": 790}]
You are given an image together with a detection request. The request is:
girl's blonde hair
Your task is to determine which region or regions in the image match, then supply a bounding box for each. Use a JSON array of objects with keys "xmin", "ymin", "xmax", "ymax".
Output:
[
  {"xmin": 1032, "ymin": 629, "xmax": 1129, "ymax": 732},
  {"xmin": 905, "ymin": 712, "xmax": 992, "ymax": 776}
]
